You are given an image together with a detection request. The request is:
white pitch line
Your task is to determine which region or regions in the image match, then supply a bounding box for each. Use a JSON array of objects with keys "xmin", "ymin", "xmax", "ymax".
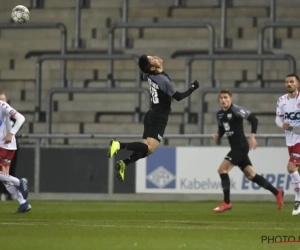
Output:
[
  {"xmin": 0, "ymin": 218, "xmax": 297, "ymax": 227},
  {"xmin": 0, "ymin": 222, "xmax": 290, "ymax": 231}
]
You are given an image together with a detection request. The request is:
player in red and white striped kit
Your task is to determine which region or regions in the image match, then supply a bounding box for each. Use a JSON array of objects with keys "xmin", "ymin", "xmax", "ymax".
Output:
[
  {"xmin": 276, "ymin": 73, "xmax": 300, "ymax": 215},
  {"xmin": 0, "ymin": 100, "xmax": 31, "ymax": 213}
]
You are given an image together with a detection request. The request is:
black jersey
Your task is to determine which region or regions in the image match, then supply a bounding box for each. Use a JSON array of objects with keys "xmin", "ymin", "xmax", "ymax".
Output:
[
  {"xmin": 216, "ymin": 104, "xmax": 252, "ymax": 148},
  {"xmin": 144, "ymin": 72, "xmax": 177, "ymax": 113}
]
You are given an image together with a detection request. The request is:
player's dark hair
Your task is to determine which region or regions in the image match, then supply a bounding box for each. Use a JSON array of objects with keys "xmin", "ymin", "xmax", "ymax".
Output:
[
  {"xmin": 286, "ymin": 73, "xmax": 300, "ymax": 82},
  {"xmin": 138, "ymin": 55, "xmax": 153, "ymax": 74},
  {"xmin": 218, "ymin": 89, "xmax": 232, "ymax": 97}
]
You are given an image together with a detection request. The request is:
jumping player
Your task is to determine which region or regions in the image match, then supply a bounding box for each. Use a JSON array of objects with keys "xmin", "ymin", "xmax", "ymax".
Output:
[
  {"xmin": 275, "ymin": 73, "xmax": 300, "ymax": 215},
  {"xmin": 107, "ymin": 55, "xmax": 199, "ymax": 182},
  {"xmin": 0, "ymin": 99, "xmax": 30, "ymax": 213},
  {"xmin": 213, "ymin": 89, "xmax": 284, "ymax": 213}
]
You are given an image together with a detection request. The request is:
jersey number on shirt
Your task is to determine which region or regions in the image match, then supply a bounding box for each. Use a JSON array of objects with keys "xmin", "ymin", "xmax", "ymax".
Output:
[{"xmin": 150, "ymin": 85, "xmax": 159, "ymax": 104}]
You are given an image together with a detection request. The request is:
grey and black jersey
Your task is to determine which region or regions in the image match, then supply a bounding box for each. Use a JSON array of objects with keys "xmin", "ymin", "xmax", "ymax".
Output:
[
  {"xmin": 145, "ymin": 72, "xmax": 177, "ymax": 113},
  {"xmin": 216, "ymin": 104, "xmax": 252, "ymax": 148}
]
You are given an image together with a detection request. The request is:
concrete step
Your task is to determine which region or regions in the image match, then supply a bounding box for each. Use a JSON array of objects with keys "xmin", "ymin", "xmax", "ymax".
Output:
[
  {"xmin": 132, "ymin": 38, "xmax": 212, "ymax": 50},
  {"xmin": 233, "ymin": 0, "xmax": 298, "ymax": 7},
  {"xmin": 0, "ymin": 39, "xmax": 64, "ymax": 50},
  {"xmin": 44, "ymin": 0, "xmax": 76, "ymax": 8},
  {"xmin": 29, "ymin": 8, "xmax": 120, "ymax": 20},
  {"xmin": 1, "ymin": 27, "xmax": 93, "ymax": 39},
  {"xmin": 1, "ymin": 70, "xmax": 52, "ymax": 79},
  {"xmin": 241, "ymin": 27, "xmax": 290, "ymax": 39},
  {"xmin": 14, "ymin": 58, "xmax": 288, "ymax": 72},
  {"xmin": 55, "ymin": 100, "xmax": 149, "ymax": 113},
  {"xmin": 129, "ymin": 7, "xmax": 169, "ymax": 18},
  {"xmin": 9, "ymin": 100, "xmax": 34, "ymax": 111},
  {"xmin": 276, "ymin": 7, "xmax": 300, "ymax": 17},
  {"xmin": 171, "ymin": 7, "xmax": 268, "ymax": 18},
  {"xmin": 207, "ymin": 101, "xmax": 276, "ymax": 113},
  {"xmin": 51, "ymin": 110, "xmax": 183, "ymax": 124},
  {"xmin": 14, "ymin": 59, "xmax": 137, "ymax": 71},
  {"xmin": 33, "ymin": 122, "xmax": 79, "ymax": 133},
  {"xmin": 0, "ymin": 0, "xmax": 31, "ymax": 10},
  {"xmin": 158, "ymin": 17, "xmax": 256, "ymax": 28},
  {"xmin": 90, "ymin": 0, "xmax": 123, "ymax": 8}
]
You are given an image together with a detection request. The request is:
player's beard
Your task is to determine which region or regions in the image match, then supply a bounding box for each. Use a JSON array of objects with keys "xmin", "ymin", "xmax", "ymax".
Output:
[{"xmin": 287, "ymin": 87, "xmax": 296, "ymax": 93}]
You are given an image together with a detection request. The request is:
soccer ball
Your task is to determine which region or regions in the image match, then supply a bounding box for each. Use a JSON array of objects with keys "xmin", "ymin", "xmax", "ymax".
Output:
[{"xmin": 11, "ymin": 5, "xmax": 30, "ymax": 24}]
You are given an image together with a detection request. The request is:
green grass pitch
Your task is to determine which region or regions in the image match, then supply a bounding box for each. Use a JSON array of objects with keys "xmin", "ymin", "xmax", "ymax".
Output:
[{"xmin": 0, "ymin": 201, "xmax": 299, "ymax": 250}]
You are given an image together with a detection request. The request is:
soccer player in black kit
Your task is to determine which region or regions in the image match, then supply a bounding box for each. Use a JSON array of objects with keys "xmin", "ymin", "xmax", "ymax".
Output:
[
  {"xmin": 213, "ymin": 89, "xmax": 284, "ymax": 213},
  {"xmin": 107, "ymin": 55, "xmax": 199, "ymax": 182}
]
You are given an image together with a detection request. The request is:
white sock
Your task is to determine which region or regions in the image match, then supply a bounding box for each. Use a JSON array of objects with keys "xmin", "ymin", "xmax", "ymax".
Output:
[
  {"xmin": 290, "ymin": 171, "xmax": 300, "ymax": 202},
  {"xmin": 4, "ymin": 183, "xmax": 26, "ymax": 205},
  {"xmin": 0, "ymin": 171, "xmax": 20, "ymax": 186}
]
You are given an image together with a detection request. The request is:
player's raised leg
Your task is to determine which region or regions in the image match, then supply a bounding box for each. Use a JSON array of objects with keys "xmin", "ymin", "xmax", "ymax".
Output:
[
  {"xmin": 213, "ymin": 158, "xmax": 234, "ymax": 213},
  {"xmin": 243, "ymin": 165, "xmax": 284, "ymax": 210},
  {"xmin": 115, "ymin": 138, "xmax": 159, "ymax": 182},
  {"xmin": 107, "ymin": 139, "xmax": 149, "ymax": 159},
  {"xmin": 0, "ymin": 167, "xmax": 31, "ymax": 213}
]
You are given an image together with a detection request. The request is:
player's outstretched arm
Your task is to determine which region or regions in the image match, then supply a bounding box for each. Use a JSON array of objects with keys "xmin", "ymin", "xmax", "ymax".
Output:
[{"xmin": 172, "ymin": 80, "xmax": 199, "ymax": 101}]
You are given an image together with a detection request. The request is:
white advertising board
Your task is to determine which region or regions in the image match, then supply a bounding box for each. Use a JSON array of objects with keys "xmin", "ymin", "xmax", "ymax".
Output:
[{"xmin": 136, "ymin": 147, "xmax": 292, "ymax": 194}]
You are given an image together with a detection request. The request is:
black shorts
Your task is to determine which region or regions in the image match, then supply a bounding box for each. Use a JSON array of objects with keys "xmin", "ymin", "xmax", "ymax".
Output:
[
  {"xmin": 225, "ymin": 146, "xmax": 252, "ymax": 171},
  {"xmin": 142, "ymin": 110, "xmax": 168, "ymax": 142}
]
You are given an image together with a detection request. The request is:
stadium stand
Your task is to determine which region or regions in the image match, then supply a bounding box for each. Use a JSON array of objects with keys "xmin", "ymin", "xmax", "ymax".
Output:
[{"xmin": 0, "ymin": 0, "xmax": 299, "ymax": 146}]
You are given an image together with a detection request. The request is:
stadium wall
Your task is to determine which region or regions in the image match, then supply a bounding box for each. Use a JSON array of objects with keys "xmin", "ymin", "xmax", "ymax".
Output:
[{"xmin": 15, "ymin": 147, "xmax": 295, "ymax": 201}]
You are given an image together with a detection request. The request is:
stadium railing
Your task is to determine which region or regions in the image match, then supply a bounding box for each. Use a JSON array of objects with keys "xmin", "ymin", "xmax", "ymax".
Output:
[
  {"xmin": 45, "ymin": 87, "xmax": 151, "ymax": 141},
  {"xmin": 72, "ymin": 0, "xmax": 129, "ymax": 49},
  {"xmin": 35, "ymin": 54, "xmax": 141, "ymax": 122},
  {"xmin": 108, "ymin": 21, "xmax": 216, "ymax": 82},
  {"xmin": 186, "ymin": 53, "xmax": 296, "ymax": 89},
  {"xmin": 172, "ymin": 0, "xmax": 277, "ymax": 49},
  {"xmin": 0, "ymin": 22, "xmax": 67, "ymax": 87},
  {"xmin": 183, "ymin": 53, "xmax": 296, "ymax": 123},
  {"xmin": 16, "ymin": 133, "xmax": 286, "ymax": 194},
  {"xmin": 257, "ymin": 21, "xmax": 300, "ymax": 86}
]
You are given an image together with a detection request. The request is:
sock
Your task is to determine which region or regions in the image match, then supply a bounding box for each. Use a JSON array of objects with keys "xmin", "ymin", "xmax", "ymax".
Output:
[
  {"xmin": 0, "ymin": 171, "xmax": 20, "ymax": 186},
  {"xmin": 220, "ymin": 173, "xmax": 230, "ymax": 204},
  {"xmin": 123, "ymin": 151, "xmax": 147, "ymax": 166},
  {"xmin": 4, "ymin": 183, "xmax": 26, "ymax": 205},
  {"xmin": 119, "ymin": 142, "xmax": 148, "ymax": 154},
  {"xmin": 290, "ymin": 171, "xmax": 300, "ymax": 202},
  {"xmin": 252, "ymin": 174, "xmax": 279, "ymax": 196}
]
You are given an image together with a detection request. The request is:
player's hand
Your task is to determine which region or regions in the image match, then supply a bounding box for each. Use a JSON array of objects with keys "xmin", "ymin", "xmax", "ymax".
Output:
[
  {"xmin": 248, "ymin": 134, "xmax": 257, "ymax": 150},
  {"xmin": 4, "ymin": 133, "xmax": 13, "ymax": 144},
  {"xmin": 190, "ymin": 80, "xmax": 199, "ymax": 91},
  {"xmin": 282, "ymin": 122, "xmax": 290, "ymax": 130},
  {"xmin": 213, "ymin": 134, "xmax": 219, "ymax": 141}
]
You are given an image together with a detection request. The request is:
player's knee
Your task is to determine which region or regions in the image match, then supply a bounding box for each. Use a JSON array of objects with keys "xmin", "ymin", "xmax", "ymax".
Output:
[
  {"xmin": 218, "ymin": 167, "xmax": 227, "ymax": 174},
  {"xmin": 287, "ymin": 162, "xmax": 297, "ymax": 174},
  {"xmin": 147, "ymin": 145, "xmax": 156, "ymax": 155},
  {"xmin": 246, "ymin": 174, "xmax": 256, "ymax": 180}
]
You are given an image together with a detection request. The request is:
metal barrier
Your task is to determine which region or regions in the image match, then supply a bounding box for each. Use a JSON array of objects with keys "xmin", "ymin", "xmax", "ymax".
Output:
[
  {"xmin": 257, "ymin": 22, "xmax": 300, "ymax": 86},
  {"xmin": 185, "ymin": 54, "xmax": 296, "ymax": 123},
  {"xmin": 198, "ymin": 87, "xmax": 285, "ymax": 144},
  {"xmin": 73, "ymin": 0, "xmax": 84, "ymax": 48},
  {"xmin": 35, "ymin": 54, "xmax": 141, "ymax": 122},
  {"xmin": 220, "ymin": 0, "xmax": 277, "ymax": 49},
  {"xmin": 73, "ymin": 0, "xmax": 129, "ymax": 48},
  {"xmin": 121, "ymin": 0, "xmax": 129, "ymax": 49},
  {"xmin": 108, "ymin": 22, "xmax": 215, "ymax": 84},
  {"xmin": 17, "ymin": 133, "xmax": 286, "ymax": 194},
  {"xmin": 46, "ymin": 87, "xmax": 151, "ymax": 136},
  {"xmin": 0, "ymin": 22, "xmax": 67, "ymax": 87}
]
